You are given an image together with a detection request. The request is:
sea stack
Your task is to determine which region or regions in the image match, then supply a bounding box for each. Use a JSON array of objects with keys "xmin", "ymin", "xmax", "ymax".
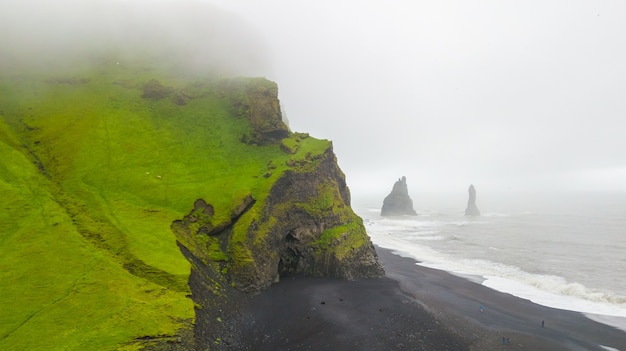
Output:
[
  {"xmin": 464, "ymin": 184, "xmax": 481, "ymax": 216},
  {"xmin": 381, "ymin": 176, "xmax": 417, "ymax": 216}
]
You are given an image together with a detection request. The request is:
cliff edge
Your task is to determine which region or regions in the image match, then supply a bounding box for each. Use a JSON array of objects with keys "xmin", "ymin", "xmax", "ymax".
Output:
[{"xmin": 0, "ymin": 63, "xmax": 382, "ymax": 350}]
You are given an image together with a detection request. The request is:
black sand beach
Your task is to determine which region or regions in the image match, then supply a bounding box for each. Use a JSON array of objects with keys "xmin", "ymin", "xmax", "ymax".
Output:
[{"xmin": 236, "ymin": 246, "xmax": 626, "ymax": 351}]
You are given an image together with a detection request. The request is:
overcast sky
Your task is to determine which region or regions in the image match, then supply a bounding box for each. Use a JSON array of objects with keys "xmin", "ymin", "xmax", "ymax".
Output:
[
  {"xmin": 3, "ymin": 0, "xmax": 625, "ymax": 196},
  {"xmin": 206, "ymin": 0, "xmax": 626, "ymax": 195}
]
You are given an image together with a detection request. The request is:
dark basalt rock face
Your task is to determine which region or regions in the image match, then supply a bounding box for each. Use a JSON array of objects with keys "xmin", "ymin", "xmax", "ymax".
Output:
[
  {"xmin": 261, "ymin": 147, "xmax": 385, "ymax": 287},
  {"xmin": 464, "ymin": 184, "xmax": 481, "ymax": 216},
  {"xmin": 173, "ymin": 146, "xmax": 384, "ymax": 294},
  {"xmin": 165, "ymin": 78, "xmax": 383, "ymax": 348},
  {"xmin": 173, "ymin": 146, "xmax": 385, "ymax": 348},
  {"xmin": 381, "ymin": 176, "xmax": 417, "ymax": 216}
]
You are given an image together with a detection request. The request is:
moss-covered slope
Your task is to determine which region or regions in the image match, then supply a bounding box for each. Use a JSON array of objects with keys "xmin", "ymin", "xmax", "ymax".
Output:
[{"xmin": 0, "ymin": 61, "xmax": 382, "ymax": 350}]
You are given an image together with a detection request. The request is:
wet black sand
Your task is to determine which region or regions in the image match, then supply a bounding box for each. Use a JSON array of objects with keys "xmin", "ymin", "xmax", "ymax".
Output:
[{"xmin": 236, "ymin": 246, "xmax": 626, "ymax": 350}]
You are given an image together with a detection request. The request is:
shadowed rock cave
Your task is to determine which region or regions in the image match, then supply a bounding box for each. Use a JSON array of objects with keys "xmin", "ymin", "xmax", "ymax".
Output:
[{"xmin": 277, "ymin": 232, "xmax": 308, "ymax": 278}]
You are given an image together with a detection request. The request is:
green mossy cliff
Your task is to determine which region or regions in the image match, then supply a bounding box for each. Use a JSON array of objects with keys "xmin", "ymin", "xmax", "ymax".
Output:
[{"xmin": 0, "ymin": 62, "xmax": 383, "ymax": 350}]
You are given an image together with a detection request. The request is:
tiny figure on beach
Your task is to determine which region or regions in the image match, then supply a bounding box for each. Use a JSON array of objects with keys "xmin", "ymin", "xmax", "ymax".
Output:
[
  {"xmin": 480, "ymin": 305, "xmax": 484, "ymax": 313},
  {"xmin": 506, "ymin": 337, "xmax": 510, "ymax": 344},
  {"xmin": 542, "ymin": 320, "xmax": 545, "ymax": 328},
  {"xmin": 502, "ymin": 337, "xmax": 506, "ymax": 345}
]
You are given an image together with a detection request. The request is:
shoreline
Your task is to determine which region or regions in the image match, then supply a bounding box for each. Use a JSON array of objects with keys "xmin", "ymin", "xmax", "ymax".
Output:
[
  {"xmin": 235, "ymin": 246, "xmax": 626, "ymax": 350},
  {"xmin": 377, "ymin": 246, "xmax": 626, "ymax": 350},
  {"xmin": 381, "ymin": 246, "xmax": 626, "ymax": 332}
]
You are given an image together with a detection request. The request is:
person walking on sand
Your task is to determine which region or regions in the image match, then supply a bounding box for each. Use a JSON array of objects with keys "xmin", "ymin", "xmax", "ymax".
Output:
[
  {"xmin": 480, "ymin": 305, "xmax": 484, "ymax": 313},
  {"xmin": 542, "ymin": 320, "xmax": 545, "ymax": 328}
]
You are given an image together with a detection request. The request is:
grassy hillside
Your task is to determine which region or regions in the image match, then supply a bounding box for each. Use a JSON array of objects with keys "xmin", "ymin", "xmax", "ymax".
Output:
[{"xmin": 0, "ymin": 61, "xmax": 330, "ymax": 350}]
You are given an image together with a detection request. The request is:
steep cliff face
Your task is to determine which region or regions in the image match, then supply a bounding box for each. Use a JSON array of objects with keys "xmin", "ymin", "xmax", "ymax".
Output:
[
  {"xmin": 169, "ymin": 79, "xmax": 382, "ymax": 292},
  {"xmin": 0, "ymin": 61, "xmax": 382, "ymax": 350},
  {"xmin": 232, "ymin": 146, "xmax": 383, "ymax": 290},
  {"xmin": 271, "ymin": 150, "xmax": 383, "ymax": 279},
  {"xmin": 171, "ymin": 143, "xmax": 384, "ymax": 348},
  {"xmin": 169, "ymin": 80, "xmax": 384, "ymax": 347}
]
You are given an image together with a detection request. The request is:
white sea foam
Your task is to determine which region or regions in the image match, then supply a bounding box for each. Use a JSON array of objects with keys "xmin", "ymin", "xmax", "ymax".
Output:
[
  {"xmin": 600, "ymin": 345, "xmax": 621, "ymax": 351},
  {"xmin": 482, "ymin": 212, "xmax": 511, "ymax": 217},
  {"xmin": 415, "ymin": 236, "xmax": 445, "ymax": 242},
  {"xmin": 421, "ymin": 252, "xmax": 626, "ymax": 318},
  {"xmin": 368, "ymin": 230, "xmax": 446, "ymax": 264},
  {"xmin": 483, "ymin": 275, "xmax": 626, "ymax": 318},
  {"xmin": 359, "ymin": 198, "xmax": 626, "ymax": 325},
  {"xmin": 366, "ymin": 221, "xmax": 626, "ymax": 319}
]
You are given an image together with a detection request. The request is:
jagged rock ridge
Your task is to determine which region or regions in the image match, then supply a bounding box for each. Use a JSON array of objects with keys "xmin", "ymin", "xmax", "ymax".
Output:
[
  {"xmin": 464, "ymin": 184, "xmax": 481, "ymax": 216},
  {"xmin": 381, "ymin": 176, "xmax": 417, "ymax": 216}
]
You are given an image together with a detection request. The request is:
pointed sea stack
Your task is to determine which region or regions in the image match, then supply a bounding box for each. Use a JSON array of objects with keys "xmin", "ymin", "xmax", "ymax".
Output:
[
  {"xmin": 464, "ymin": 184, "xmax": 481, "ymax": 216},
  {"xmin": 381, "ymin": 176, "xmax": 417, "ymax": 216}
]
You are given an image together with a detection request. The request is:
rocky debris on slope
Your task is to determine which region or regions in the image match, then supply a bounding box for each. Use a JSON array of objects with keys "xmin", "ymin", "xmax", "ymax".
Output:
[
  {"xmin": 142, "ymin": 79, "xmax": 174, "ymax": 100},
  {"xmin": 464, "ymin": 184, "xmax": 480, "ymax": 216},
  {"xmin": 141, "ymin": 78, "xmax": 191, "ymax": 105},
  {"xmin": 381, "ymin": 176, "xmax": 417, "ymax": 216}
]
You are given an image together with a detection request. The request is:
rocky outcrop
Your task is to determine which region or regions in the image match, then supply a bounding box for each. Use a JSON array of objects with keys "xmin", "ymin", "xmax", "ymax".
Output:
[
  {"xmin": 163, "ymin": 77, "xmax": 384, "ymax": 348},
  {"xmin": 220, "ymin": 78, "xmax": 290, "ymax": 145},
  {"xmin": 381, "ymin": 176, "xmax": 417, "ymax": 216},
  {"xmin": 257, "ymin": 146, "xmax": 384, "ymax": 286},
  {"xmin": 141, "ymin": 79, "xmax": 174, "ymax": 100},
  {"xmin": 173, "ymin": 146, "xmax": 384, "ymax": 295},
  {"xmin": 464, "ymin": 184, "xmax": 481, "ymax": 216},
  {"xmin": 172, "ymin": 144, "xmax": 385, "ymax": 347},
  {"xmin": 2, "ymin": 61, "xmax": 382, "ymax": 350}
]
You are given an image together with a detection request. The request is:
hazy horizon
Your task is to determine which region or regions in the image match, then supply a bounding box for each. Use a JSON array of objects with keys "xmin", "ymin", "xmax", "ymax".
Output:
[
  {"xmin": 208, "ymin": 0, "xmax": 626, "ymax": 195},
  {"xmin": 3, "ymin": 0, "xmax": 626, "ymax": 195}
]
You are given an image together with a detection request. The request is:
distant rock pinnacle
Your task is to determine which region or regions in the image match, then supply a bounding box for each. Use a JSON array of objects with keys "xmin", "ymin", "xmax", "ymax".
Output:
[
  {"xmin": 381, "ymin": 176, "xmax": 417, "ymax": 216},
  {"xmin": 464, "ymin": 184, "xmax": 481, "ymax": 216}
]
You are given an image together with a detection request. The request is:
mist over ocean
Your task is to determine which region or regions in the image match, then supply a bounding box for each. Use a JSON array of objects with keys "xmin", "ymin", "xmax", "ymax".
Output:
[{"xmin": 353, "ymin": 191, "xmax": 626, "ymax": 330}]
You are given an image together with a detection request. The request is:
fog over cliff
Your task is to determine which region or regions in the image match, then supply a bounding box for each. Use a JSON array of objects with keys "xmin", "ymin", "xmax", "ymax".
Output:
[
  {"xmin": 208, "ymin": 0, "xmax": 626, "ymax": 195},
  {"xmin": 0, "ymin": 0, "xmax": 270, "ymax": 76},
  {"xmin": 3, "ymin": 0, "xmax": 626, "ymax": 195}
]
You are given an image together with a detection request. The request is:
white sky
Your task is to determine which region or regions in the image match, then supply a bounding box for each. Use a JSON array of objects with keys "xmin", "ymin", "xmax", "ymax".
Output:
[
  {"xmin": 206, "ymin": 0, "xmax": 626, "ymax": 194},
  {"xmin": 2, "ymin": 0, "xmax": 625, "ymax": 195}
]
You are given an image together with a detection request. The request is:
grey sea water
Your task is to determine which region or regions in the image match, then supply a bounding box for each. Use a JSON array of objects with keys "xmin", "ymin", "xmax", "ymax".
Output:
[{"xmin": 353, "ymin": 192, "xmax": 626, "ymax": 327}]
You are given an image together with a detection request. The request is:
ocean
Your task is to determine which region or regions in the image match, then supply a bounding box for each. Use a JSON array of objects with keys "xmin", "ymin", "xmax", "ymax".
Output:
[{"xmin": 353, "ymin": 191, "xmax": 626, "ymax": 331}]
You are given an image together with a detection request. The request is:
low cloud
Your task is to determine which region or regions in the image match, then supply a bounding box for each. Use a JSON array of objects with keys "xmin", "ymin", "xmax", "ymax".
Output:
[{"xmin": 0, "ymin": 0, "xmax": 270, "ymax": 77}]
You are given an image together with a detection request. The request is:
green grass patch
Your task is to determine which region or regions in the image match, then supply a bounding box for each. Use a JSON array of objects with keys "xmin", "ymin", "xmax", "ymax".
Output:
[
  {"xmin": 314, "ymin": 217, "xmax": 368, "ymax": 259},
  {"xmin": 295, "ymin": 180, "xmax": 337, "ymax": 218},
  {"xmin": 1, "ymin": 61, "xmax": 334, "ymax": 349},
  {"xmin": 0, "ymin": 136, "xmax": 192, "ymax": 350},
  {"xmin": 280, "ymin": 136, "xmax": 300, "ymax": 154}
]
